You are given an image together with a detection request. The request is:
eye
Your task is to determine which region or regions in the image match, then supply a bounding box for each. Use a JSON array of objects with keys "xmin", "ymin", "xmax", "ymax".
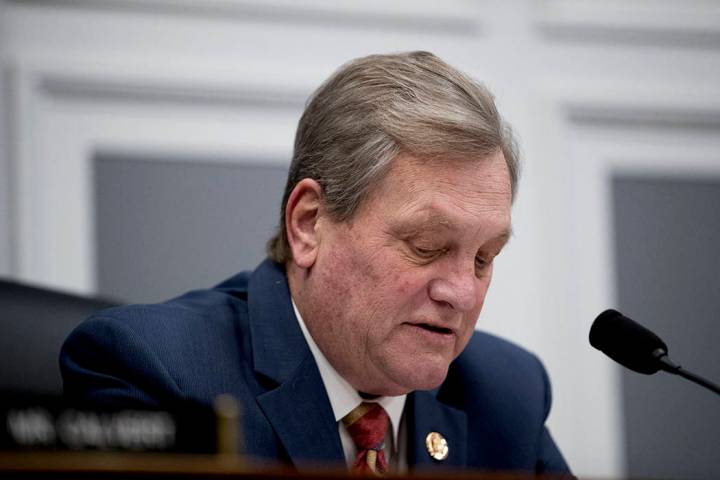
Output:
[
  {"xmin": 411, "ymin": 244, "xmax": 446, "ymax": 260},
  {"xmin": 475, "ymin": 254, "xmax": 491, "ymax": 270}
]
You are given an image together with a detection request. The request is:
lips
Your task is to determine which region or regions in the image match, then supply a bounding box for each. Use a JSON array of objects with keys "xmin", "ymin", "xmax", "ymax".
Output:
[
  {"xmin": 416, "ymin": 323, "xmax": 453, "ymax": 335},
  {"xmin": 403, "ymin": 321, "xmax": 457, "ymax": 350},
  {"xmin": 405, "ymin": 320, "xmax": 456, "ymax": 341}
]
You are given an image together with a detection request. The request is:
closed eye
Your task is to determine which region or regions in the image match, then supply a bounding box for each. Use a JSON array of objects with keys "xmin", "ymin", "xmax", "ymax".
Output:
[
  {"xmin": 412, "ymin": 245, "xmax": 447, "ymax": 261},
  {"xmin": 475, "ymin": 255, "xmax": 489, "ymax": 268},
  {"xmin": 476, "ymin": 250, "xmax": 501, "ymax": 273}
]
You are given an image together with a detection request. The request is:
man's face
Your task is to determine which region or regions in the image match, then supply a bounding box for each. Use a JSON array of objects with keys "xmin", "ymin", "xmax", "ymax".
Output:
[{"xmin": 300, "ymin": 150, "xmax": 512, "ymax": 396}]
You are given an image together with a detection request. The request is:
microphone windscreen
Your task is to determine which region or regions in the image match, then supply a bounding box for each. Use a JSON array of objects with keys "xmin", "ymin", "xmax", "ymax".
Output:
[{"xmin": 589, "ymin": 309, "xmax": 668, "ymax": 374}]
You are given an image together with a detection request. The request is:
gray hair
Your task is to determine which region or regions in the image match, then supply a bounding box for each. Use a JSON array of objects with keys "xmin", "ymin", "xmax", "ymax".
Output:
[{"xmin": 267, "ymin": 51, "xmax": 519, "ymax": 263}]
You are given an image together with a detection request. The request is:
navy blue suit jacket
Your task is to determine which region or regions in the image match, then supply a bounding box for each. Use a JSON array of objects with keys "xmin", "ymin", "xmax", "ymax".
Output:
[{"xmin": 61, "ymin": 259, "xmax": 570, "ymax": 474}]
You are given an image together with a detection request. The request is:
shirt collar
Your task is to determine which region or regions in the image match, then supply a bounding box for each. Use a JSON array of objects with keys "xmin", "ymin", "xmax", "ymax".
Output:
[{"xmin": 291, "ymin": 299, "xmax": 406, "ymax": 449}]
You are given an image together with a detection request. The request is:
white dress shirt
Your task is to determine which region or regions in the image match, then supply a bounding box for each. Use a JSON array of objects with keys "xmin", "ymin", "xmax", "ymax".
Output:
[{"xmin": 292, "ymin": 300, "xmax": 407, "ymax": 471}]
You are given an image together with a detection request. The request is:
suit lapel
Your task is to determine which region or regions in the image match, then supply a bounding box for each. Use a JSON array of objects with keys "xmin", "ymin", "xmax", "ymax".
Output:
[
  {"xmin": 247, "ymin": 260, "xmax": 344, "ymax": 468},
  {"xmin": 407, "ymin": 390, "xmax": 468, "ymax": 471},
  {"xmin": 247, "ymin": 260, "xmax": 309, "ymax": 383},
  {"xmin": 256, "ymin": 354, "xmax": 345, "ymax": 467}
]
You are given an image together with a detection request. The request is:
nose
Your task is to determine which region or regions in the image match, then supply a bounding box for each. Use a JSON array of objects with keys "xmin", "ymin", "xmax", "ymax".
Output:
[{"xmin": 428, "ymin": 260, "xmax": 482, "ymax": 312}]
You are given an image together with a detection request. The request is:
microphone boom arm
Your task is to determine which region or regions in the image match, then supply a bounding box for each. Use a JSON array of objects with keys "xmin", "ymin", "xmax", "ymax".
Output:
[{"xmin": 653, "ymin": 348, "xmax": 720, "ymax": 396}]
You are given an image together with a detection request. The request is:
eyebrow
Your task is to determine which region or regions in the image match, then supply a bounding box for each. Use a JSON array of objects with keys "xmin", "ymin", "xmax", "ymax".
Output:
[
  {"xmin": 392, "ymin": 213, "xmax": 452, "ymax": 236},
  {"xmin": 394, "ymin": 213, "xmax": 514, "ymax": 247},
  {"xmin": 490, "ymin": 227, "xmax": 513, "ymax": 250}
]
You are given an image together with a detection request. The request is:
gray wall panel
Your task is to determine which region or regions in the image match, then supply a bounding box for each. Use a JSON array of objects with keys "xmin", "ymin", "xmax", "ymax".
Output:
[
  {"xmin": 613, "ymin": 176, "xmax": 720, "ymax": 480},
  {"xmin": 95, "ymin": 155, "xmax": 288, "ymax": 304}
]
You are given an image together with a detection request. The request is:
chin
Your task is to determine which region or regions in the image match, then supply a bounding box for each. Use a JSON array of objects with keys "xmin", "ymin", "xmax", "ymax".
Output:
[{"xmin": 390, "ymin": 363, "xmax": 450, "ymax": 394}]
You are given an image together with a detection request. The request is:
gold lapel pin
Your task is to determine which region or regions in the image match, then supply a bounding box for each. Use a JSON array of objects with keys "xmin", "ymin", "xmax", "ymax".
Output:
[{"xmin": 425, "ymin": 432, "xmax": 449, "ymax": 461}]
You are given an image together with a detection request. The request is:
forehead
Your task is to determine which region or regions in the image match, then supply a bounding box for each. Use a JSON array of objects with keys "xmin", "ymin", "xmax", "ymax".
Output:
[
  {"xmin": 377, "ymin": 151, "xmax": 510, "ymax": 207},
  {"xmin": 358, "ymin": 151, "xmax": 513, "ymax": 237},
  {"xmin": 388, "ymin": 149, "xmax": 508, "ymax": 188}
]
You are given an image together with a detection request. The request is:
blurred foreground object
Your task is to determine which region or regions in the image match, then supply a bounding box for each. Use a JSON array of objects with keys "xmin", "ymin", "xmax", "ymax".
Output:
[{"xmin": 0, "ymin": 280, "xmax": 118, "ymax": 395}]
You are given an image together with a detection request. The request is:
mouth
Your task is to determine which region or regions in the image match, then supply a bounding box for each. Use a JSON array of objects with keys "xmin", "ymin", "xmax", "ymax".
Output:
[
  {"xmin": 415, "ymin": 323, "xmax": 453, "ymax": 335},
  {"xmin": 406, "ymin": 320, "xmax": 456, "ymax": 338},
  {"xmin": 404, "ymin": 321, "xmax": 456, "ymax": 348}
]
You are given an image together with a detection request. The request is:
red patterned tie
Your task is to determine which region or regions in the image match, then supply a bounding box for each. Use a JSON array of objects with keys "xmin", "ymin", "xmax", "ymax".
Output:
[{"xmin": 342, "ymin": 402, "xmax": 390, "ymax": 475}]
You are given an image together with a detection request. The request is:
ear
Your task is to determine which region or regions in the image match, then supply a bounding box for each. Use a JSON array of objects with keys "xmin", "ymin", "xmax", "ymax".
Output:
[{"xmin": 285, "ymin": 178, "xmax": 324, "ymax": 269}]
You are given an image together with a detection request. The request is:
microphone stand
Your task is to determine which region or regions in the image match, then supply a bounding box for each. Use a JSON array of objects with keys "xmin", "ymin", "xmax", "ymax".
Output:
[{"xmin": 653, "ymin": 349, "xmax": 720, "ymax": 396}]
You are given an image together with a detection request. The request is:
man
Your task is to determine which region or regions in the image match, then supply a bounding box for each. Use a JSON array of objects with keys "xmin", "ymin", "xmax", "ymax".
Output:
[{"xmin": 61, "ymin": 51, "xmax": 571, "ymax": 475}]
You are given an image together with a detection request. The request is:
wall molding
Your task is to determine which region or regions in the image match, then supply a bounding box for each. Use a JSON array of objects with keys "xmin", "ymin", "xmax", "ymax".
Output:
[
  {"xmin": 535, "ymin": 0, "xmax": 720, "ymax": 47},
  {"xmin": 536, "ymin": 77, "xmax": 720, "ymax": 130},
  {"xmin": 8, "ymin": 0, "xmax": 481, "ymax": 35},
  {"xmin": 39, "ymin": 73, "xmax": 309, "ymax": 110},
  {"xmin": 565, "ymin": 105, "xmax": 720, "ymax": 132}
]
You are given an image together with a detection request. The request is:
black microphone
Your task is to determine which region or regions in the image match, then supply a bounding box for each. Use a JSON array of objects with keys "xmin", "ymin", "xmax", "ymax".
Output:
[{"xmin": 590, "ymin": 309, "xmax": 720, "ymax": 396}]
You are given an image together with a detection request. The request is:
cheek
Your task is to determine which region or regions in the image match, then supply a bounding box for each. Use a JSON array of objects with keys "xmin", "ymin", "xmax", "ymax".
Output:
[
  {"xmin": 379, "ymin": 268, "xmax": 432, "ymax": 315},
  {"xmin": 390, "ymin": 269, "xmax": 414, "ymax": 292},
  {"xmin": 454, "ymin": 277, "xmax": 492, "ymax": 350},
  {"xmin": 334, "ymin": 235, "xmax": 385, "ymax": 284},
  {"xmin": 350, "ymin": 244, "xmax": 423, "ymax": 300},
  {"xmin": 323, "ymin": 239, "xmax": 369, "ymax": 293},
  {"xmin": 320, "ymin": 240, "xmax": 392, "ymax": 330},
  {"xmin": 450, "ymin": 312, "xmax": 480, "ymax": 359}
]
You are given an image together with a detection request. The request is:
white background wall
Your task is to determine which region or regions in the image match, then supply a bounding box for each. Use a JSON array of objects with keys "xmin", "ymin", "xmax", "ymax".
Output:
[{"xmin": 2, "ymin": 1, "xmax": 719, "ymax": 477}]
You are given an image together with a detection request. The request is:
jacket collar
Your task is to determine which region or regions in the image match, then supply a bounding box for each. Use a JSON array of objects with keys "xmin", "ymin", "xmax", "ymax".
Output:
[
  {"xmin": 247, "ymin": 259, "xmax": 310, "ymax": 384},
  {"xmin": 247, "ymin": 259, "xmax": 345, "ymax": 467}
]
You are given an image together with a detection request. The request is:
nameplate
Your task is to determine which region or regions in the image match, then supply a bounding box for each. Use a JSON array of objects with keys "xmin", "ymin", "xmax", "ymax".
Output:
[{"xmin": 0, "ymin": 392, "xmax": 218, "ymax": 453}]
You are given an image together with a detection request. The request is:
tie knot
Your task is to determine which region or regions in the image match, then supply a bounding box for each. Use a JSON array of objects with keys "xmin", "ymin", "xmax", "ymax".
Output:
[{"xmin": 342, "ymin": 402, "xmax": 389, "ymax": 451}]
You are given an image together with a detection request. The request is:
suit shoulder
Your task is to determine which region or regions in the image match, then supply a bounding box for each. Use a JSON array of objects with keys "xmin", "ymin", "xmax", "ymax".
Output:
[
  {"xmin": 62, "ymin": 274, "xmax": 253, "ymax": 378},
  {"xmin": 443, "ymin": 332, "xmax": 569, "ymax": 474},
  {"xmin": 81, "ymin": 272, "xmax": 251, "ymax": 339},
  {"xmin": 444, "ymin": 331, "xmax": 551, "ymax": 414},
  {"xmin": 60, "ymin": 273, "xmax": 254, "ymax": 405},
  {"xmin": 460, "ymin": 330, "xmax": 542, "ymax": 368}
]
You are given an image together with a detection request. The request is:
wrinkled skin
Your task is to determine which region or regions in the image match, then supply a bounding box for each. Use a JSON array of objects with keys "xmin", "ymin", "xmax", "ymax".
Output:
[{"xmin": 287, "ymin": 150, "xmax": 512, "ymax": 396}]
